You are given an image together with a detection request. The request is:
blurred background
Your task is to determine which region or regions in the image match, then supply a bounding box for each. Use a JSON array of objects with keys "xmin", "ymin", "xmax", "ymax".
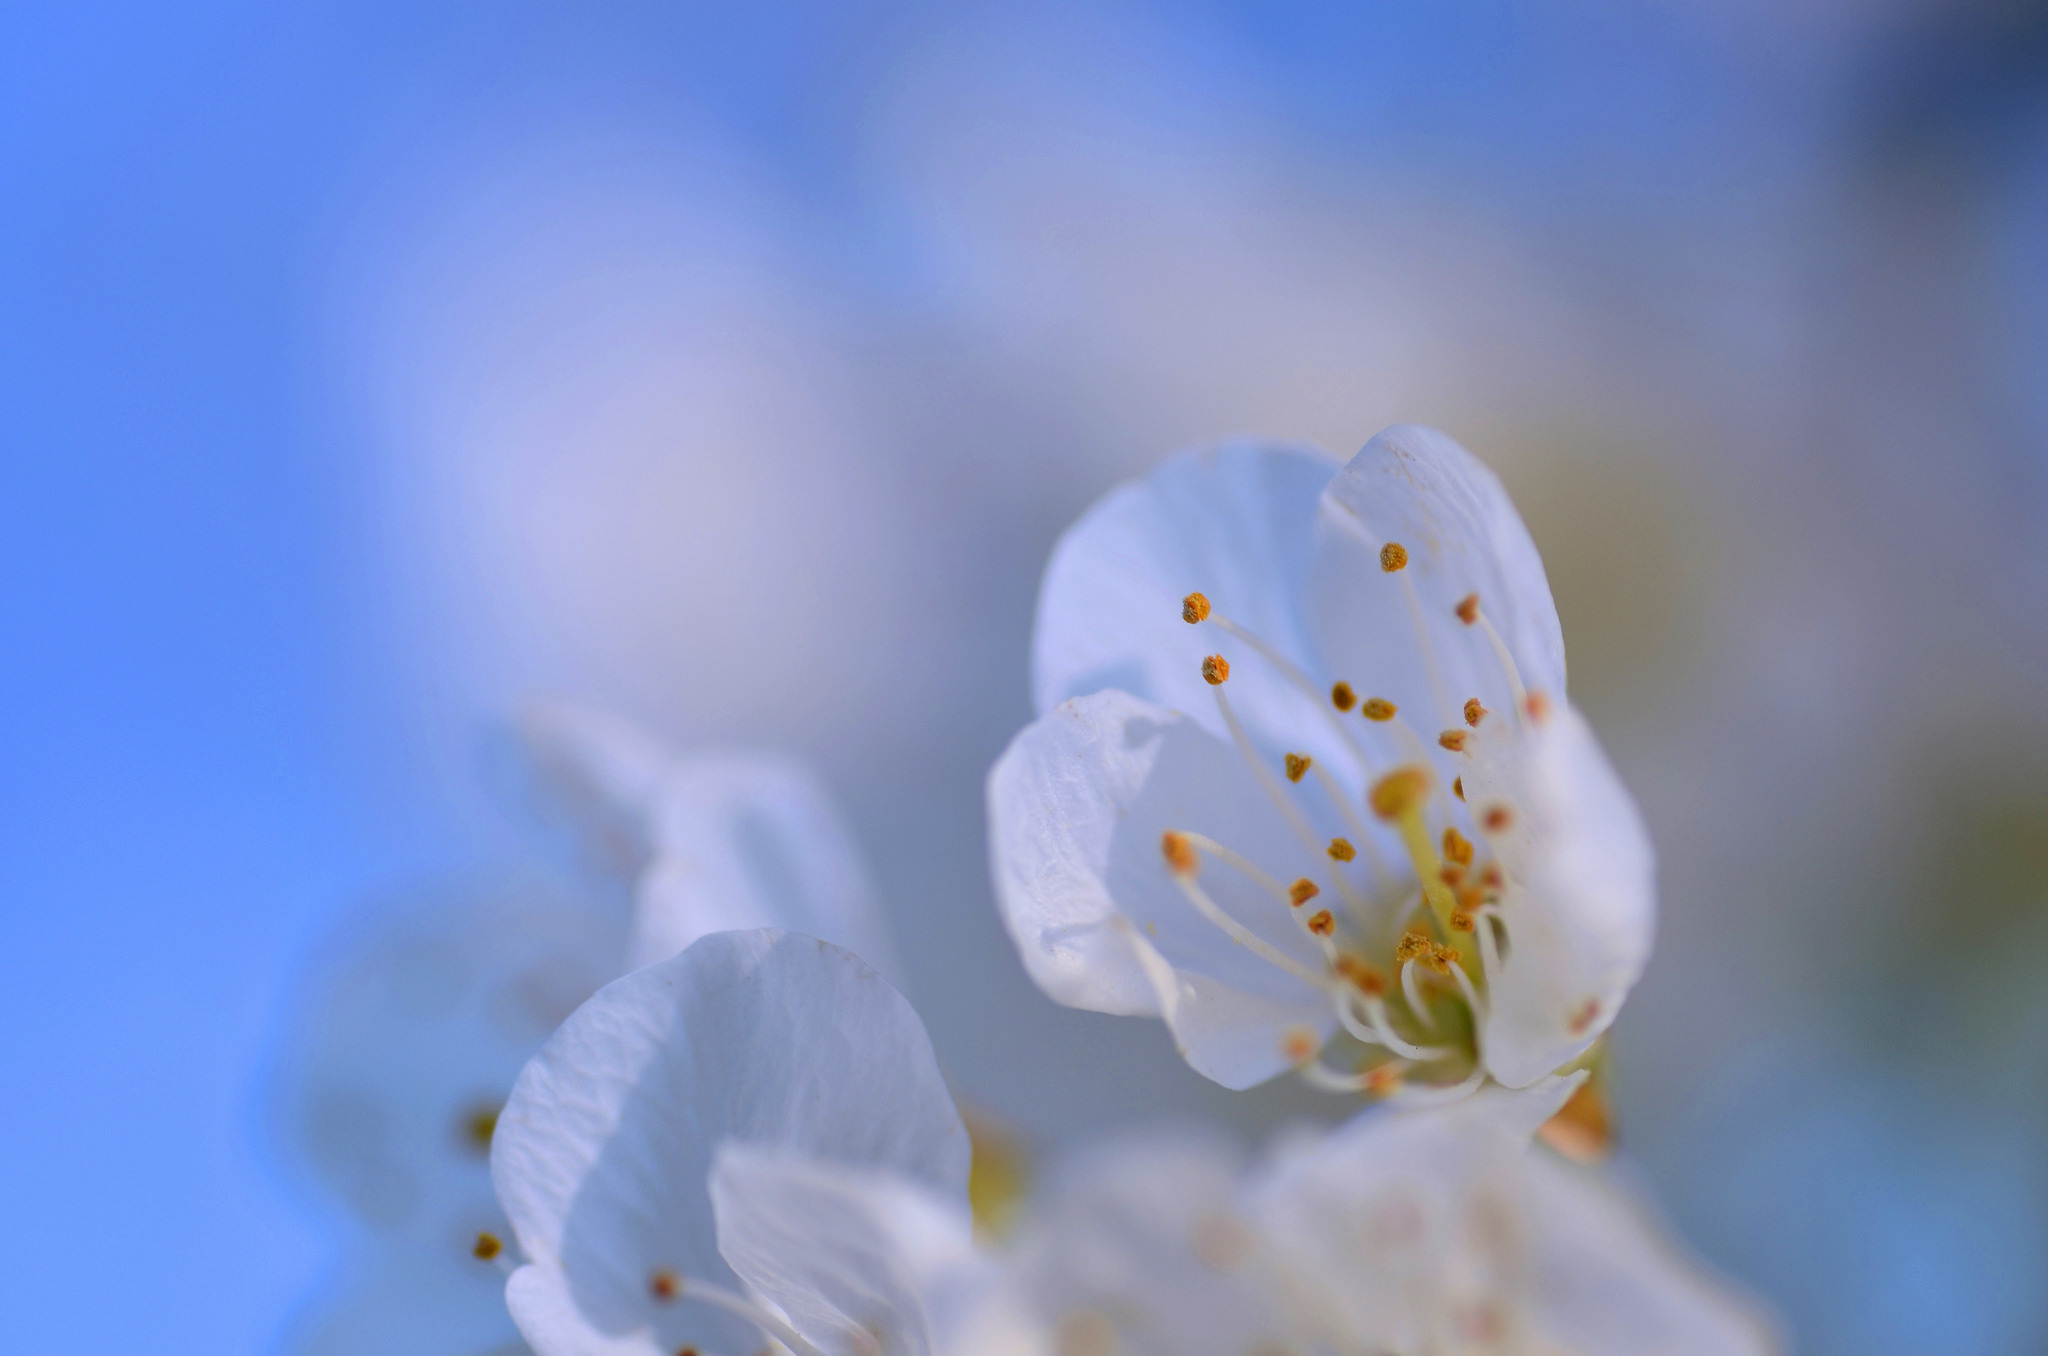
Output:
[{"xmin": 5, "ymin": 1, "xmax": 2047, "ymax": 1351}]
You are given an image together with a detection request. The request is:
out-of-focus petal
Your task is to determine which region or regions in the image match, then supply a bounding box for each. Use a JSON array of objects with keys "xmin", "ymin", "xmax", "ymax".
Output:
[
  {"xmin": 987, "ymin": 690, "xmax": 1335, "ymax": 1088},
  {"xmin": 1468, "ymin": 704, "xmax": 1655, "ymax": 1087},
  {"xmin": 1522, "ymin": 1155, "xmax": 1781, "ymax": 1356},
  {"xmin": 492, "ymin": 930, "xmax": 968, "ymax": 1356},
  {"xmin": 1033, "ymin": 442, "xmax": 1339, "ymax": 754}
]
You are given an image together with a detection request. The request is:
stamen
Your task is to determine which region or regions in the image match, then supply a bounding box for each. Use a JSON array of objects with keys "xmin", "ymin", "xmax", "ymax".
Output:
[
  {"xmin": 1569, "ymin": 998, "xmax": 1602, "ymax": 1035},
  {"xmin": 1283, "ymin": 1027, "xmax": 1320, "ymax": 1065},
  {"xmin": 1364, "ymin": 1061, "xmax": 1407, "ymax": 1098},
  {"xmin": 1389, "ymin": 1064, "xmax": 1487, "ymax": 1109},
  {"xmin": 1481, "ymin": 804, "xmax": 1513, "ymax": 833},
  {"xmin": 1398, "ymin": 570, "xmax": 1459, "ymax": 729},
  {"xmin": 1456, "ymin": 593, "xmax": 1481, "ymax": 625},
  {"xmin": 1400, "ymin": 959, "xmax": 1434, "ymax": 1029},
  {"xmin": 1377, "ymin": 775, "xmax": 1475, "ymax": 977},
  {"xmin": 1170, "ymin": 869, "xmax": 1324, "ymax": 987},
  {"xmin": 472, "ymin": 1232, "xmax": 503, "ymax": 1261},
  {"xmin": 1306, "ymin": 909, "xmax": 1336, "ymax": 937},
  {"xmin": 1353, "ymin": 991, "xmax": 1456, "ymax": 1062},
  {"xmin": 1395, "ymin": 930, "xmax": 1434, "ymax": 965},
  {"xmin": 1453, "ymin": 775, "xmax": 1465, "ymax": 801},
  {"xmin": 1331, "ymin": 681, "xmax": 1357, "ymax": 712},
  {"xmin": 1463, "ymin": 697, "xmax": 1488, "ymax": 727},
  {"xmin": 1442, "ymin": 827, "xmax": 1473, "ymax": 865},
  {"xmin": 1288, "ymin": 878, "xmax": 1320, "ymax": 907},
  {"xmin": 649, "ymin": 1271, "xmax": 827, "ymax": 1356},
  {"xmin": 1448, "ymin": 908, "xmax": 1475, "ymax": 933},
  {"xmin": 1380, "ymin": 542, "xmax": 1409, "ymax": 572},
  {"xmin": 1430, "ymin": 943, "xmax": 1460, "ymax": 976},
  {"xmin": 1161, "ymin": 830, "xmax": 1199, "ymax": 878},
  {"xmin": 1212, "ymin": 686, "xmax": 1326, "ymax": 864},
  {"xmin": 1201, "ymin": 654, "xmax": 1230, "ymax": 685},
  {"xmin": 1473, "ymin": 607, "xmax": 1532, "ymax": 719},
  {"xmin": 1208, "ymin": 612, "xmax": 1396, "ymax": 784},
  {"xmin": 1327, "ymin": 837, "xmax": 1356, "ymax": 862},
  {"xmin": 1438, "ymin": 729, "xmax": 1469, "ymax": 752},
  {"xmin": 1474, "ymin": 906, "xmax": 1505, "ymax": 991},
  {"xmin": 1305, "ymin": 760, "xmax": 1391, "ymax": 893},
  {"xmin": 1284, "ymin": 752, "xmax": 1311, "ymax": 783},
  {"xmin": 1332, "ymin": 954, "xmax": 1387, "ymax": 996},
  {"xmin": 1524, "ymin": 690, "xmax": 1552, "ymax": 723},
  {"xmin": 1182, "ymin": 592, "xmax": 1211, "ymax": 624},
  {"xmin": 1361, "ymin": 697, "xmax": 1397, "ymax": 722}
]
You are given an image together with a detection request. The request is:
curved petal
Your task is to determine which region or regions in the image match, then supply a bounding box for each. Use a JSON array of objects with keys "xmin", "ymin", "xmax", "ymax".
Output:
[
  {"xmin": 1307, "ymin": 425, "xmax": 1566, "ymax": 738},
  {"xmin": 632, "ymin": 755, "xmax": 897, "ymax": 980},
  {"xmin": 1523, "ymin": 1156, "xmax": 1781, "ymax": 1356},
  {"xmin": 514, "ymin": 700, "xmax": 677, "ymax": 879},
  {"xmin": 987, "ymin": 690, "xmax": 1337, "ymax": 1089},
  {"xmin": 711, "ymin": 1145, "xmax": 976, "ymax": 1356},
  {"xmin": 1469, "ymin": 705, "xmax": 1656, "ymax": 1087},
  {"xmin": 492, "ymin": 930, "xmax": 969, "ymax": 1356},
  {"xmin": 1033, "ymin": 442, "xmax": 1340, "ymax": 754}
]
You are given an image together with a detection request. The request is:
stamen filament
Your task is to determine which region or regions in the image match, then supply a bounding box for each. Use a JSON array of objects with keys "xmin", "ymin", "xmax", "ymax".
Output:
[
  {"xmin": 662, "ymin": 1274, "xmax": 827, "ymax": 1356},
  {"xmin": 1473, "ymin": 609, "xmax": 1531, "ymax": 729},
  {"xmin": 1213, "ymin": 686, "xmax": 1326, "ymax": 865},
  {"xmin": 1398, "ymin": 571, "xmax": 1458, "ymax": 730},
  {"xmin": 1400, "ymin": 958, "xmax": 1436, "ymax": 1030},
  {"xmin": 1171, "ymin": 872, "xmax": 1325, "ymax": 987},
  {"xmin": 1474, "ymin": 905, "xmax": 1505, "ymax": 992},
  {"xmin": 1351, "ymin": 992, "xmax": 1456, "ymax": 1062},
  {"xmin": 1180, "ymin": 832, "xmax": 1291, "ymax": 907},
  {"xmin": 1210, "ymin": 612, "xmax": 1396, "ymax": 780},
  {"xmin": 1388, "ymin": 1064, "xmax": 1488, "ymax": 1109},
  {"xmin": 1306, "ymin": 760, "xmax": 1390, "ymax": 889}
]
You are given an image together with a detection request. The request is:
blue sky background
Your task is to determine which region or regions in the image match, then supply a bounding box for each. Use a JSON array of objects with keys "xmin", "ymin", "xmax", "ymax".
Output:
[{"xmin": 5, "ymin": 2, "xmax": 2047, "ymax": 1352}]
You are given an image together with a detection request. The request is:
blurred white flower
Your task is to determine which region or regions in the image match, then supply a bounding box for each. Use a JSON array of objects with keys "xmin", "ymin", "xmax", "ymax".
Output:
[
  {"xmin": 515, "ymin": 700, "xmax": 898, "ymax": 979},
  {"xmin": 988, "ymin": 427, "xmax": 1654, "ymax": 1095},
  {"xmin": 489, "ymin": 928, "xmax": 970, "ymax": 1356},
  {"xmin": 1252, "ymin": 1078, "xmax": 1776, "ymax": 1356}
]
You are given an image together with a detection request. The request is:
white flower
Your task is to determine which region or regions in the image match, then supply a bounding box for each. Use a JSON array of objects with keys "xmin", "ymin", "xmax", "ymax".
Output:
[
  {"xmin": 1250, "ymin": 1077, "xmax": 1777, "ymax": 1355},
  {"xmin": 489, "ymin": 928, "xmax": 970, "ymax": 1356},
  {"xmin": 988, "ymin": 428, "xmax": 1655, "ymax": 1095},
  {"xmin": 517, "ymin": 699, "xmax": 899, "ymax": 977}
]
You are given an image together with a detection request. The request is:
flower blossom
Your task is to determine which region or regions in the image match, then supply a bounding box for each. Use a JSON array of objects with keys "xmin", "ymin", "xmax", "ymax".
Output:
[
  {"xmin": 489, "ymin": 928, "xmax": 972, "ymax": 1356},
  {"xmin": 988, "ymin": 427, "xmax": 1655, "ymax": 1097}
]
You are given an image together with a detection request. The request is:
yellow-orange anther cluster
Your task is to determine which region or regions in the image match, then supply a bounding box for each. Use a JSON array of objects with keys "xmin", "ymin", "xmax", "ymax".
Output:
[
  {"xmin": 1307, "ymin": 909, "xmax": 1336, "ymax": 937},
  {"xmin": 473, "ymin": 1232, "xmax": 502, "ymax": 1261},
  {"xmin": 1182, "ymin": 592, "xmax": 1212, "ymax": 624},
  {"xmin": 1327, "ymin": 837, "xmax": 1356, "ymax": 862},
  {"xmin": 1380, "ymin": 542, "xmax": 1410, "ymax": 572},
  {"xmin": 1439, "ymin": 729, "xmax": 1469, "ymax": 753},
  {"xmin": 650, "ymin": 1269, "xmax": 681, "ymax": 1302},
  {"xmin": 1442, "ymin": 827, "xmax": 1473, "ymax": 866},
  {"xmin": 1201, "ymin": 654, "xmax": 1230, "ymax": 685},
  {"xmin": 1361, "ymin": 696, "xmax": 1397, "ymax": 722},
  {"xmin": 1331, "ymin": 681, "xmax": 1358, "ymax": 711},
  {"xmin": 1481, "ymin": 804, "xmax": 1514, "ymax": 833},
  {"xmin": 1161, "ymin": 831, "xmax": 1199, "ymax": 877},
  {"xmin": 1456, "ymin": 592, "xmax": 1480, "ymax": 625},
  {"xmin": 1288, "ymin": 878, "xmax": 1321, "ymax": 907},
  {"xmin": 1284, "ymin": 752, "xmax": 1312, "ymax": 783},
  {"xmin": 1464, "ymin": 697, "xmax": 1488, "ymax": 727}
]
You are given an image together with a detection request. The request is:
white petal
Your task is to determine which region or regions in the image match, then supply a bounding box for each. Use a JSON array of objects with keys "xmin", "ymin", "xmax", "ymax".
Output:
[
  {"xmin": 1522, "ymin": 1156, "xmax": 1780, "ymax": 1356},
  {"xmin": 987, "ymin": 689, "xmax": 1336, "ymax": 1089},
  {"xmin": 970, "ymin": 1128, "xmax": 1287, "ymax": 1356},
  {"xmin": 1470, "ymin": 704, "xmax": 1656, "ymax": 1087},
  {"xmin": 1307, "ymin": 425, "xmax": 1566, "ymax": 737},
  {"xmin": 1248, "ymin": 1077, "xmax": 1584, "ymax": 1350},
  {"xmin": 632, "ymin": 754, "xmax": 897, "ymax": 979},
  {"xmin": 515, "ymin": 700, "xmax": 678, "ymax": 878},
  {"xmin": 1032, "ymin": 442, "xmax": 1340, "ymax": 753},
  {"xmin": 711, "ymin": 1145, "xmax": 975, "ymax": 1356},
  {"xmin": 492, "ymin": 930, "xmax": 968, "ymax": 1356}
]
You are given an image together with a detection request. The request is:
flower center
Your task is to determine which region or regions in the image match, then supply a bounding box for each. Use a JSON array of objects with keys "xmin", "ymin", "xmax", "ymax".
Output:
[{"xmin": 1166, "ymin": 553, "xmax": 1546, "ymax": 1105}]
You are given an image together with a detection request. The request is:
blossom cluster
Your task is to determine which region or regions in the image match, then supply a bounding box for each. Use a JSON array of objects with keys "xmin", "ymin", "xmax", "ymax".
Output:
[{"xmin": 283, "ymin": 427, "xmax": 1776, "ymax": 1354}]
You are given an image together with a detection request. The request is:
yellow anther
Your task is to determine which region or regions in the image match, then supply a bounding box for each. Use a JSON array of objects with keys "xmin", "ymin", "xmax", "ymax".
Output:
[
  {"xmin": 1327, "ymin": 837, "xmax": 1356, "ymax": 862},
  {"xmin": 1161, "ymin": 831, "xmax": 1199, "ymax": 877},
  {"xmin": 1369, "ymin": 766, "xmax": 1432, "ymax": 820},
  {"xmin": 473, "ymin": 1232, "xmax": 503, "ymax": 1261},
  {"xmin": 650, "ymin": 1269, "xmax": 681, "ymax": 1302},
  {"xmin": 1181, "ymin": 592, "xmax": 1211, "ymax": 624},
  {"xmin": 1307, "ymin": 909, "xmax": 1336, "ymax": 937},
  {"xmin": 1284, "ymin": 752, "xmax": 1312, "ymax": 783},
  {"xmin": 1380, "ymin": 542, "xmax": 1409, "ymax": 572},
  {"xmin": 1464, "ymin": 697, "xmax": 1488, "ymax": 727},
  {"xmin": 1331, "ymin": 680, "xmax": 1358, "ymax": 711},
  {"xmin": 1360, "ymin": 696, "xmax": 1397, "ymax": 722},
  {"xmin": 1456, "ymin": 592, "xmax": 1480, "ymax": 624},
  {"xmin": 1453, "ymin": 775, "xmax": 1465, "ymax": 801},
  {"xmin": 1440, "ymin": 862, "xmax": 1467, "ymax": 888},
  {"xmin": 1396, "ymin": 931, "xmax": 1434, "ymax": 964},
  {"xmin": 1448, "ymin": 910, "xmax": 1475, "ymax": 933},
  {"xmin": 1201, "ymin": 654, "xmax": 1230, "ymax": 685},
  {"xmin": 1438, "ymin": 729, "xmax": 1468, "ymax": 752},
  {"xmin": 1427, "ymin": 944, "xmax": 1459, "ymax": 976},
  {"xmin": 1282, "ymin": 1027, "xmax": 1319, "ymax": 1065},
  {"xmin": 1480, "ymin": 863, "xmax": 1504, "ymax": 891},
  {"xmin": 1364, "ymin": 1062, "xmax": 1406, "ymax": 1098},
  {"xmin": 1442, "ymin": 827, "xmax": 1473, "ymax": 866},
  {"xmin": 1481, "ymin": 803, "xmax": 1514, "ymax": 833},
  {"xmin": 1525, "ymin": 690, "xmax": 1553, "ymax": 723},
  {"xmin": 1333, "ymin": 954, "xmax": 1387, "ymax": 996},
  {"xmin": 1569, "ymin": 998, "xmax": 1603, "ymax": 1035},
  {"xmin": 1288, "ymin": 877, "xmax": 1321, "ymax": 907},
  {"xmin": 460, "ymin": 1103, "xmax": 499, "ymax": 1154}
]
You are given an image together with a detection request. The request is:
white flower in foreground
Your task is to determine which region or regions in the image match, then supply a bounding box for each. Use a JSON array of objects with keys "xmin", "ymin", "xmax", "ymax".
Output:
[
  {"xmin": 988, "ymin": 427, "xmax": 1654, "ymax": 1095},
  {"xmin": 490, "ymin": 928, "xmax": 970, "ymax": 1356},
  {"xmin": 517, "ymin": 700, "xmax": 898, "ymax": 977},
  {"xmin": 1251, "ymin": 1078, "xmax": 1777, "ymax": 1355}
]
